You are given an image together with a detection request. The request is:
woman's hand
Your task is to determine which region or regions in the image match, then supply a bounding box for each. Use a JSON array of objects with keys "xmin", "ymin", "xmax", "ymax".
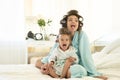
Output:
[{"xmin": 95, "ymin": 75, "xmax": 108, "ymax": 80}]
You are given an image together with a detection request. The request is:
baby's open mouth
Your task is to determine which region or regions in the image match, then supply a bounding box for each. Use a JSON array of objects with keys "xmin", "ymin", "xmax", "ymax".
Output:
[{"xmin": 63, "ymin": 44, "xmax": 67, "ymax": 46}]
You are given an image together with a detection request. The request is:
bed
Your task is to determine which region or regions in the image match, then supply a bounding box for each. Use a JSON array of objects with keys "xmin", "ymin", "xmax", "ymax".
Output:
[{"xmin": 0, "ymin": 38, "xmax": 120, "ymax": 80}]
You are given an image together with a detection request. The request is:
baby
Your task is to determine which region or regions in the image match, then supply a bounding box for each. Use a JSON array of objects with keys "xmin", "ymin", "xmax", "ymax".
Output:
[{"xmin": 48, "ymin": 27, "xmax": 78, "ymax": 78}]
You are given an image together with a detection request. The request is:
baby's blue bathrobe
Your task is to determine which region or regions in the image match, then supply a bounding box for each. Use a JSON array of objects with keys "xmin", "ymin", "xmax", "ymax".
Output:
[{"xmin": 41, "ymin": 31, "xmax": 101, "ymax": 78}]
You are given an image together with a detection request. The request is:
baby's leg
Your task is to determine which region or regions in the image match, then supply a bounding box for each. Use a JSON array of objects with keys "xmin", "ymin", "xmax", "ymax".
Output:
[
  {"xmin": 60, "ymin": 59, "xmax": 72, "ymax": 78},
  {"xmin": 66, "ymin": 70, "xmax": 71, "ymax": 78},
  {"xmin": 48, "ymin": 66, "xmax": 59, "ymax": 78}
]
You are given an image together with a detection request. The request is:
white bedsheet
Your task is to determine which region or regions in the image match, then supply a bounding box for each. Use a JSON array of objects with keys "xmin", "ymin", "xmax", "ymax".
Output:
[{"xmin": 0, "ymin": 64, "xmax": 101, "ymax": 80}]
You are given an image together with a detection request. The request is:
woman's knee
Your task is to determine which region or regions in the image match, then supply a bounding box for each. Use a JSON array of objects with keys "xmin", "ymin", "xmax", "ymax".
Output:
[
  {"xmin": 70, "ymin": 64, "xmax": 87, "ymax": 78},
  {"xmin": 35, "ymin": 59, "xmax": 43, "ymax": 69}
]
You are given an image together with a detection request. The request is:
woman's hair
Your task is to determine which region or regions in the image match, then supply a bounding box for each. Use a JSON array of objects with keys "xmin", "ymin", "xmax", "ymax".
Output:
[{"xmin": 60, "ymin": 10, "xmax": 84, "ymax": 31}]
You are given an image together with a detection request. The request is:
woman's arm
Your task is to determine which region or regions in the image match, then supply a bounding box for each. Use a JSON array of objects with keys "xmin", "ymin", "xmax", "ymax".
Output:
[
  {"xmin": 41, "ymin": 43, "xmax": 59, "ymax": 63},
  {"xmin": 35, "ymin": 43, "xmax": 58, "ymax": 68},
  {"xmin": 78, "ymin": 31, "xmax": 106, "ymax": 77}
]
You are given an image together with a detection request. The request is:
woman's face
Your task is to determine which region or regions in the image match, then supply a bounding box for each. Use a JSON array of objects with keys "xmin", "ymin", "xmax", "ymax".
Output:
[{"xmin": 67, "ymin": 15, "xmax": 79, "ymax": 35}]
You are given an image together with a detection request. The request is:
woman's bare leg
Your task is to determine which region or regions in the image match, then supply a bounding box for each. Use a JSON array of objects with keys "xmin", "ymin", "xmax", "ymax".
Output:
[
  {"xmin": 35, "ymin": 58, "xmax": 43, "ymax": 69},
  {"xmin": 95, "ymin": 76, "xmax": 108, "ymax": 80}
]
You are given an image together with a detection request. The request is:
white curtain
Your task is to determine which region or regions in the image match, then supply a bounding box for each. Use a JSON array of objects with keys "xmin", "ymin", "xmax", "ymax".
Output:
[{"xmin": 0, "ymin": 0, "xmax": 27, "ymax": 64}]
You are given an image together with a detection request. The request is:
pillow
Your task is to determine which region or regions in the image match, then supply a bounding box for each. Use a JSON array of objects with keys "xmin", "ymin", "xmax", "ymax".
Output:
[
  {"xmin": 101, "ymin": 38, "xmax": 120, "ymax": 54},
  {"xmin": 109, "ymin": 46, "xmax": 120, "ymax": 54},
  {"xmin": 96, "ymin": 52, "xmax": 120, "ymax": 69}
]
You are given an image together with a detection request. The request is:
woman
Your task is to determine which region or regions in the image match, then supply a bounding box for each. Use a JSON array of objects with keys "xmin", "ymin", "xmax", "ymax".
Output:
[{"xmin": 35, "ymin": 10, "xmax": 107, "ymax": 80}]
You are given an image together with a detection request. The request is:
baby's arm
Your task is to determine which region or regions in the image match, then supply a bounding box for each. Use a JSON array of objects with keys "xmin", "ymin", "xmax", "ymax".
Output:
[
  {"xmin": 72, "ymin": 54, "xmax": 79, "ymax": 63},
  {"xmin": 70, "ymin": 48, "xmax": 79, "ymax": 64},
  {"xmin": 68, "ymin": 53, "xmax": 78, "ymax": 64}
]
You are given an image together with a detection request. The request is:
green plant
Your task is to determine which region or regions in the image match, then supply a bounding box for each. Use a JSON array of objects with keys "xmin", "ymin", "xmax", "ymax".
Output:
[
  {"xmin": 37, "ymin": 19, "xmax": 46, "ymax": 27},
  {"xmin": 37, "ymin": 19, "xmax": 52, "ymax": 27},
  {"xmin": 47, "ymin": 19, "xmax": 52, "ymax": 26}
]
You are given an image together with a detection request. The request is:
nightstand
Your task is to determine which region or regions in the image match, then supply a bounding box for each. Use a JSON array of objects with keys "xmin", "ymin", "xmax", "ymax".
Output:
[
  {"xmin": 91, "ymin": 40, "xmax": 109, "ymax": 53},
  {"xmin": 27, "ymin": 39, "xmax": 55, "ymax": 63}
]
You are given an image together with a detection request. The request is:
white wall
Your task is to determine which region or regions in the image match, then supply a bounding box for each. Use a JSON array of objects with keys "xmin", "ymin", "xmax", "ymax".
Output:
[
  {"xmin": 0, "ymin": 0, "xmax": 27, "ymax": 64},
  {"xmin": 84, "ymin": 0, "xmax": 113, "ymax": 42},
  {"xmin": 112, "ymin": 0, "xmax": 120, "ymax": 34},
  {"xmin": 85, "ymin": 0, "xmax": 120, "ymax": 42}
]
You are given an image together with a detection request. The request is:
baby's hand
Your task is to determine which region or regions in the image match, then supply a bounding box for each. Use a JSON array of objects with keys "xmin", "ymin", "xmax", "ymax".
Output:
[{"xmin": 68, "ymin": 57, "xmax": 76, "ymax": 62}]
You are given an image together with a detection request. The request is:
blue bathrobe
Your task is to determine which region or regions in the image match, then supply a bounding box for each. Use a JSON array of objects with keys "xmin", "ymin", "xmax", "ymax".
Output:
[{"xmin": 41, "ymin": 31, "xmax": 101, "ymax": 78}]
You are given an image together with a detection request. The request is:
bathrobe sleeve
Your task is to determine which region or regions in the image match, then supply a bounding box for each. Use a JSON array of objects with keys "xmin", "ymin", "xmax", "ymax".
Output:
[{"xmin": 78, "ymin": 31, "xmax": 101, "ymax": 76}]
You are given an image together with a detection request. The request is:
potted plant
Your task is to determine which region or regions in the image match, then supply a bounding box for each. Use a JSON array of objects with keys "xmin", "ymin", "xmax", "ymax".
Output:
[
  {"xmin": 37, "ymin": 19, "xmax": 46, "ymax": 29},
  {"xmin": 37, "ymin": 18, "xmax": 52, "ymax": 40}
]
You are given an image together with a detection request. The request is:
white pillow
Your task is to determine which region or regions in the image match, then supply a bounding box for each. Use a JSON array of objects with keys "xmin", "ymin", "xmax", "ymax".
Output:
[
  {"xmin": 96, "ymin": 52, "xmax": 120, "ymax": 69},
  {"xmin": 101, "ymin": 38, "xmax": 120, "ymax": 54},
  {"xmin": 109, "ymin": 46, "xmax": 120, "ymax": 54}
]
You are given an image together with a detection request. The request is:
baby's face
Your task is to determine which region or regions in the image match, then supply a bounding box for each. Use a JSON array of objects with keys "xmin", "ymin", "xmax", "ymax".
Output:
[{"xmin": 59, "ymin": 34, "xmax": 71, "ymax": 51}]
